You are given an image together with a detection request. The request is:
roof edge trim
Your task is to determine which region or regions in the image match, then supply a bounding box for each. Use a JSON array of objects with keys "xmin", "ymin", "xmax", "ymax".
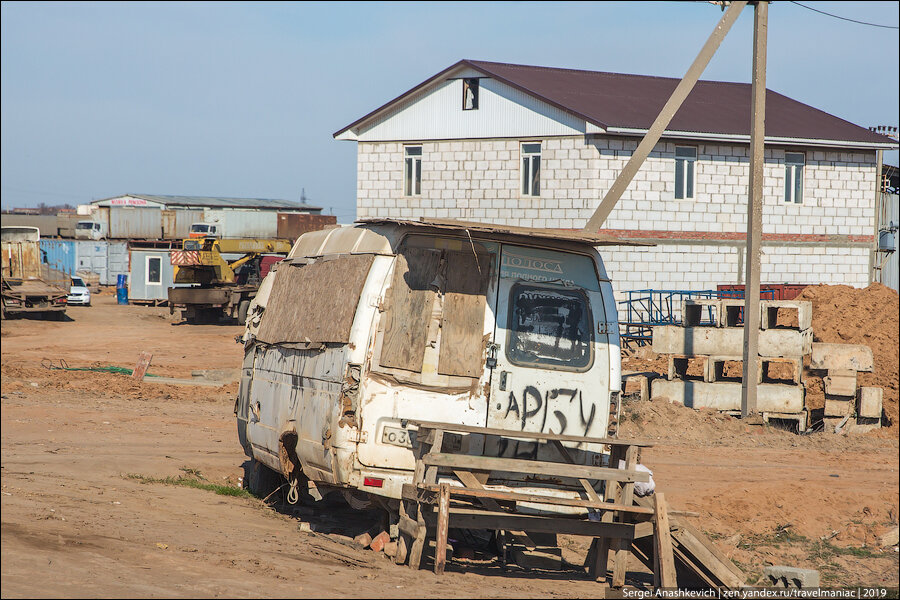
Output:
[{"xmin": 605, "ymin": 127, "xmax": 899, "ymax": 150}]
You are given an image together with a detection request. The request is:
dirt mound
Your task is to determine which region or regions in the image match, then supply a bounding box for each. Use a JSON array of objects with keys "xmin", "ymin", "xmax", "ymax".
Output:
[{"xmin": 797, "ymin": 284, "xmax": 899, "ymax": 431}]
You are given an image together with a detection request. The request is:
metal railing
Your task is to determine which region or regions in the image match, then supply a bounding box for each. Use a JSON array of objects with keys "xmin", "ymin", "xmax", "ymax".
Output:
[{"xmin": 618, "ymin": 288, "xmax": 776, "ymax": 347}]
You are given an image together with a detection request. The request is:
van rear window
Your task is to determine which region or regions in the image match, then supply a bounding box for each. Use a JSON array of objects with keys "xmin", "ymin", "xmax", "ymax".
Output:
[{"xmin": 506, "ymin": 284, "xmax": 592, "ymax": 370}]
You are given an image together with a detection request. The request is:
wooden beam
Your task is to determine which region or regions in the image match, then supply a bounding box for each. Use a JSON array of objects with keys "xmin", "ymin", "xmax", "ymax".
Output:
[
  {"xmin": 654, "ymin": 493, "xmax": 678, "ymax": 588},
  {"xmin": 612, "ymin": 445, "xmax": 638, "ymax": 587},
  {"xmin": 434, "ymin": 483, "xmax": 450, "ymax": 575},
  {"xmin": 405, "ymin": 483, "xmax": 654, "ymax": 515},
  {"xmin": 442, "ymin": 508, "xmax": 636, "ymax": 539},
  {"xmin": 584, "ymin": 0, "xmax": 748, "ymax": 231},
  {"xmin": 408, "ymin": 420, "xmax": 654, "ymax": 447},
  {"xmin": 422, "ymin": 452, "xmax": 650, "ymax": 483},
  {"xmin": 741, "ymin": 0, "xmax": 768, "ymax": 418}
]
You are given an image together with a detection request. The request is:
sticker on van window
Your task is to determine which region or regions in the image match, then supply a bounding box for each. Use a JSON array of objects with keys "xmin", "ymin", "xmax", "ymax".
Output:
[
  {"xmin": 500, "ymin": 246, "xmax": 600, "ymax": 291},
  {"xmin": 506, "ymin": 284, "xmax": 593, "ymax": 370}
]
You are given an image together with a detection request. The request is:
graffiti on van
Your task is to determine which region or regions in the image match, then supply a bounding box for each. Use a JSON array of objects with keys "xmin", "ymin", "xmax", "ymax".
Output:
[{"xmin": 503, "ymin": 386, "xmax": 597, "ymax": 436}]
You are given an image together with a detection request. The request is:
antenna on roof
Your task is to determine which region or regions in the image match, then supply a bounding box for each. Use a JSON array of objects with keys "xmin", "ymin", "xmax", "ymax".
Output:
[{"xmin": 300, "ymin": 188, "xmax": 308, "ymax": 205}]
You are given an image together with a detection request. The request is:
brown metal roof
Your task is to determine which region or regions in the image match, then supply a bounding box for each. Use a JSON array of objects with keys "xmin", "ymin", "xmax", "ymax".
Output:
[
  {"xmin": 336, "ymin": 59, "xmax": 894, "ymax": 147},
  {"xmin": 358, "ymin": 217, "xmax": 652, "ymax": 247}
]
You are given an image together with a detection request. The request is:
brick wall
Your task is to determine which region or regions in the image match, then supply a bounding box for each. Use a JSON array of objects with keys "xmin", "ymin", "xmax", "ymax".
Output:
[{"xmin": 356, "ymin": 135, "xmax": 877, "ymax": 293}]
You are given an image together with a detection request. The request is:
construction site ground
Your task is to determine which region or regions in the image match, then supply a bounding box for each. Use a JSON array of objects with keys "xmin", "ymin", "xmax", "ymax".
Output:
[{"xmin": 2, "ymin": 290, "xmax": 898, "ymax": 597}]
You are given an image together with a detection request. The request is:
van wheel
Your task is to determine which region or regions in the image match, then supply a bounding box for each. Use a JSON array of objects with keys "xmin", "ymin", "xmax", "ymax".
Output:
[
  {"xmin": 237, "ymin": 300, "xmax": 251, "ymax": 325},
  {"xmin": 244, "ymin": 459, "xmax": 283, "ymax": 499}
]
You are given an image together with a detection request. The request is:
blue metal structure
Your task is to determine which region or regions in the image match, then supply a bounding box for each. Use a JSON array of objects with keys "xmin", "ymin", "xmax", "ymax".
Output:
[{"xmin": 619, "ymin": 288, "xmax": 776, "ymax": 346}]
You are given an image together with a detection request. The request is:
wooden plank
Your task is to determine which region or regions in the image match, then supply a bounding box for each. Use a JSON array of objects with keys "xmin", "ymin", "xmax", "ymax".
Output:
[
  {"xmin": 132, "ymin": 351, "xmax": 153, "ymax": 381},
  {"xmin": 612, "ymin": 445, "xmax": 637, "ymax": 588},
  {"xmin": 379, "ymin": 248, "xmax": 442, "ymax": 372},
  {"xmin": 424, "ymin": 430, "xmax": 444, "ymax": 485},
  {"xmin": 674, "ymin": 526, "xmax": 745, "ymax": 588},
  {"xmin": 452, "ymin": 470, "xmax": 503, "ymax": 512},
  {"xmin": 434, "ymin": 483, "xmax": 451, "ymax": 575},
  {"xmin": 408, "ymin": 502, "xmax": 427, "ymax": 570},
  {"xmin": 550, "ymin": 439, "xmax": 603, "ymax": 503},
  {"xmin": 410, "ymin": 420, "xmax": 653, "ymax": 447},
  {"xmin": 443, "ymin": 509, "xmax": 635, "ymax": 539},
  {"xmin": 674, "ymin": 518, "xmax": 745, "ymax": 582},
  {"xmin": 592, "ymin": 445, "xmax": 625, "ymax": 581},
  {"xmin": 438, "ymin": 250, "xmax": 492, "ymax": 377},
  {"xmin": 407, "ymin": 483, "xmax": 654, "ymax": 515},
  {"xmin": 256, "ymin": 254, "xmax": 374, "ymax": 344},
  {"xmin": 422, "ymin": 453, "xmax": 650, "ymax": 483},
  {"xmin": 655, "ymin": 493, "xmax": 678, "ymax": 588}
]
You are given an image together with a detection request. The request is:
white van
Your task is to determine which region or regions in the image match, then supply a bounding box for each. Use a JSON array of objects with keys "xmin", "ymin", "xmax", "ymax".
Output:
[{"xmin": 235, "ymin": 219, "xmax": 639, "ymax": 505}]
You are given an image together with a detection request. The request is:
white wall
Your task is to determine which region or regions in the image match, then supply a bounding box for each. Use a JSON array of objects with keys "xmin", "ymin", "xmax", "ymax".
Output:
[{"xmin": 356, "ymin": 134, "xmax": 877, "ymax": 294}]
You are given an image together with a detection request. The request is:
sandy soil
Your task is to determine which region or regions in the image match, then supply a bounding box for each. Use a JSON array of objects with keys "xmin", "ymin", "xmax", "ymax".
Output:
[{"xmin": 2, "ymin": 293, "xmax": 898, "ymax": 597}]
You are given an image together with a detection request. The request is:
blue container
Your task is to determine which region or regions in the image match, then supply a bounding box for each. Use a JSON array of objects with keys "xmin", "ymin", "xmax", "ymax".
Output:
[
  {"xmin": 117, "ymin": 286, "xmax": 129, "ymax": 305},
  {"xmin": 40, "ymin": 239, "xmax": 77, "ymax": 275},
  {"xmin": 117, "ymin": 274, "xmax": 128, "ymax": 289}
]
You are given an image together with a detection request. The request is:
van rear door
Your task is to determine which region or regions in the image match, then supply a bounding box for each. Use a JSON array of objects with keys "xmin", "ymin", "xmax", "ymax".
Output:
[{"xmin": 486, "ymin": 245, "xmax": 611, "ymax": 456}]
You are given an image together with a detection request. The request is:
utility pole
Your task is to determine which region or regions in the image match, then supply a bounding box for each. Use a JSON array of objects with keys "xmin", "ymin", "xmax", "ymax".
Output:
[{"xmin": 741, "ymin": 0, "xmax": 768, "ymax": 419}]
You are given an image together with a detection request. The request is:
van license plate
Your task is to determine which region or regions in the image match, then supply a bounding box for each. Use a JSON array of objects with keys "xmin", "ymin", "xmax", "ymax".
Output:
[{"xmin": 381, "ymin": 426, "xmax": 412, "ymax": 448}]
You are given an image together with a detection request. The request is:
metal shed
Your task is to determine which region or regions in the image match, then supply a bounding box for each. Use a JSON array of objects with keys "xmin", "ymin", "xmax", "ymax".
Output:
[{"xmin": 128, "ymin": 248, "xmax": 177, "ymax": 302}]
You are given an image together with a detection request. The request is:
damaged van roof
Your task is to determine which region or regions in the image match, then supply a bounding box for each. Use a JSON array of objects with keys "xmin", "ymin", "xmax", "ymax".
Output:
[{"xmin": 358, "ymin": 218, "xmax": 652, "ymax": 247}]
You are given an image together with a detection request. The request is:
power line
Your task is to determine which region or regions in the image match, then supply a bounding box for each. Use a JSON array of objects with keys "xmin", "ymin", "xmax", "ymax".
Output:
[{"xmin": 789, "ymin": 1, "xmax": 899, "ymax": 30}]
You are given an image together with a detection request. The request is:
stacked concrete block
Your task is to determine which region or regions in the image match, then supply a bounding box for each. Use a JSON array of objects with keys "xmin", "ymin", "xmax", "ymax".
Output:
[
  {"xmin": 810, "ymin": 342, "xmax": 880, "ymax": 432},
  {"xmin": 651, "ymin": 299, "xmax": 811, "ymax": 431}
]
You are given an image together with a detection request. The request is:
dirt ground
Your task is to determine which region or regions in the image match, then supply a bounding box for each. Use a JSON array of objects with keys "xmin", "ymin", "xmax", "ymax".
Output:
[{"xmin": 2, "ymin": 292, "xmax": 898, "ymax": 597}]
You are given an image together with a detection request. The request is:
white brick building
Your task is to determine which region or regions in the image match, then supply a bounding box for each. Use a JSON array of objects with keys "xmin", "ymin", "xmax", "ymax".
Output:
[{"xmin": 335, "ymin": 60, "xmax": 896, "ymax": 300}]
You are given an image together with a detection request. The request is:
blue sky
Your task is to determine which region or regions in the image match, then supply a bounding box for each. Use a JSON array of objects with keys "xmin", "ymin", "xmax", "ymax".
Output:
[{"xmin": 1, "ymin": 1, "xmax": 897, "ymax": 220}]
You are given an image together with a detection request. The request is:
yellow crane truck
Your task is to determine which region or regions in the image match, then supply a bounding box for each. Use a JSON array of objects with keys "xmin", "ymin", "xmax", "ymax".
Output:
[{"xmin": 168, "ymin": 237, "xmax": 292, "ymax": 324}]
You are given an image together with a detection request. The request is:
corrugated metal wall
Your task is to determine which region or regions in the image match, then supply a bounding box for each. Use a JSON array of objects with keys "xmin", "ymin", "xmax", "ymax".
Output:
[
  {"xmin": 109, "ymin": 207, "xmax": 162, "ymax": 239},
  {"xmin": 40, "ymin": 239, "xmax": 77, "ymax": 275},
  {"xmin": 37, "ymin": 239, "xmax": 129, "ymax": 285},
  {"xmin": 161, "ymin": 209, "xmax": 202, "ymax": 239},
  {"xmin": 876, "ymin": 193, "xmax": 898, "ymax": 292},
  {"xmin": 200, "ymin": 209, "xmax": 279, "ymax": 238},
  {"xmin": 128, "ymin": 249, "xmax": 176, "ymax": 301}
]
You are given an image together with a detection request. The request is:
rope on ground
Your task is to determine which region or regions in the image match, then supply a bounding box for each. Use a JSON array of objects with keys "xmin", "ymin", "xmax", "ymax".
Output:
[{"xmin": 40, "ymin": 358, "xmax": 158, "ymax": 377}]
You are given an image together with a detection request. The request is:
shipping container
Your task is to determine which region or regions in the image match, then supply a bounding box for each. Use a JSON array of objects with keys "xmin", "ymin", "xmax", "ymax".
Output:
[
  {"xmin": 2, "ymin": 240, "xmax": 43, "ymax": 279},
  {"xmin": 198, "ymin": 209, "xmax": 278, "ymax": 238},
  {"xmin": 108, "ymin": 207, "xmax": 162, "ymax": 239},
  {"xmin": 128, "ymin": 249, "xmax": 179, "ymax": 302},
  {"xmin": 161, "ymin": 209, "xmax": 203, "ymax": 239},
  {"xmin": 276, "ymin": 213, "xmax": 337, "ymax": 241},
  {"xmin": 39, "ymin": 239, "xmax": 78, "ymax": 276},
  {"xmin": 106, "ymin": 242, "xmax": 129, "ymax": 285},
  {"xmin": 38, "ymin": 239, "xmax": 130, "ymax": 285}
]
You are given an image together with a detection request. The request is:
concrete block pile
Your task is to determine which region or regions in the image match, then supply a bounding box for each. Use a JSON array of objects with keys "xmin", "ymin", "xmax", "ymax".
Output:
[
  {"xmin": 649, "ymin": 298, "xmax": 884, "ymax": 433},
  {"xmin": 810, "ymin": 343, "xmax": 882, "ymax": 433},
  {"xmin": 650, "ymin": 299, "xmax": 813, "ymax": 431}
]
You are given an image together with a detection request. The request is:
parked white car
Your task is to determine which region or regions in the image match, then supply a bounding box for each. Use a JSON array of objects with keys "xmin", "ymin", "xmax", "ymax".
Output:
[{"xmin": 67, "ymin": 277, "xmax": 91, "ymax": 306}]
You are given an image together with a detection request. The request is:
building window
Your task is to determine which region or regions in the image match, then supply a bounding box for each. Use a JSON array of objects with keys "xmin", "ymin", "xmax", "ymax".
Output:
[
  {"xmin": 404, "ymin": 146, "xmax": 422, "ymax": 196},
  {"xmin": 146, "ymin": 256, "xmax": 161, "ymax": 285},
  {"xmin": 521, "ymin": 143, "xmax": 541, "ymax": 196},
  {"xmin": 785, "ymin": 152, "xmax": 805, "ymax": 204},
  {"xmin": 674, "ymin": 146, "xmax": 697, "ymax": 200},
  {"xmin": 463, "ymin": 78, "xmax": 479, "ymax": 110}
]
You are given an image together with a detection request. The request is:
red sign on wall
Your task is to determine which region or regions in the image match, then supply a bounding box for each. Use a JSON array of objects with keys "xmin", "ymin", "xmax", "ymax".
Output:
[{"xmin": 109, "ymin": 197, "xmax": 149, "ymax": 206}]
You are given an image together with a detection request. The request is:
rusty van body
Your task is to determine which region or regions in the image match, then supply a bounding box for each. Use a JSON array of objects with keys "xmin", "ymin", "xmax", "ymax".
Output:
[{"xmin": 235, "ymin": 219, "xmax": 640, "ymax": 505}]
